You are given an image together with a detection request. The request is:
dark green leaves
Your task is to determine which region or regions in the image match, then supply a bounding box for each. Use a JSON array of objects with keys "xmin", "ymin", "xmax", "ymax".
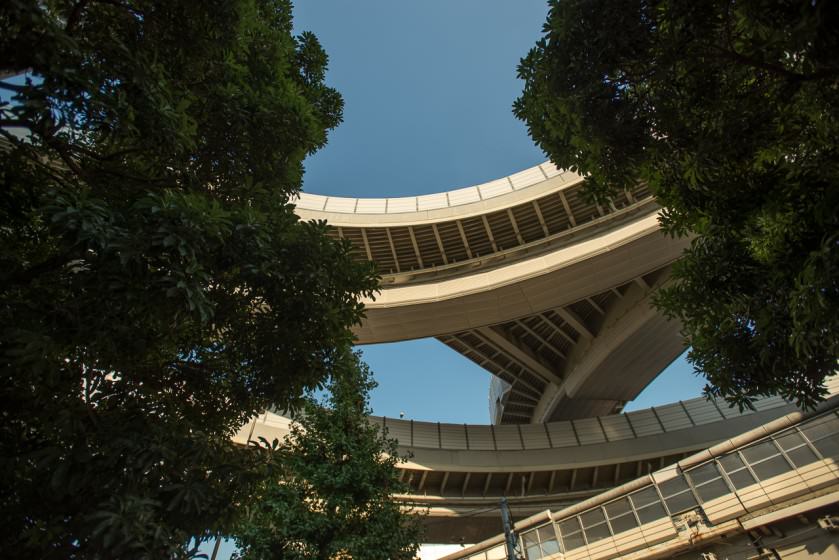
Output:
[
  {"xmin": 516, "ymin": 0, "xmax": 839, "ymax": 409},
  {"xmin": 1, "ymin": 0, "xmax": 377, "ymax": 556},
  {"xmin": 231, "ymin": 350, "xmax": 422, "ymax": 560}
]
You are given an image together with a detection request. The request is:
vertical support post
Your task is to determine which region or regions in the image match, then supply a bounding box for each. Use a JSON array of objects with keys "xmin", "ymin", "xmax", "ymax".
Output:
[{"xmin": 500, "ymin": 497, "xmax": 518, "ymax": 560}]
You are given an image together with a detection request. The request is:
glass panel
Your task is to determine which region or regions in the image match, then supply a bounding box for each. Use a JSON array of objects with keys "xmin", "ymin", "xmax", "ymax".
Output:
[
  {"xmin": 559, "ymin": 530, "xmax": 585, "ymax": 551},
  {"xmin": 775, "ymin": 431, "xmax": 807, "ymax": 451},
  {"xmin": 583, "ymin": 522, "xmax": 610, "ymax": 543},
  {"xmin": 658, "ymin": 475, "xmax": 697, "ymax": 513},
  {"xmin": 727, "ymin": 468, "xmax": 757, "ymax": 489},
  {"xmin": 604, "ymin": 497, "xmax": 632, "ymax": 519},
  {"xmin": 751, "ymin": 454, "xmax": 792, "ymax": 480},
  {"xmin": 658, "ymin": 475, "xmax": 691, "ymax": 498},
  {"xmin": 694, "ymin": 479, "xmax": 730, "ymax": 502},
  {"xmin": 537, "ymin": 525, "xmax": 557, "ymax": 546},
  {"xmin": 742, "ymin": 441, "xmax": 780, "ymax": 464},
  {"xmin": 558, "ymin": 517, "xmax": 581, "ymax": 537},
  {"xmin": 813, "ymin": 435, "xmax": 839, "ymax": 459},
  {"xmin": 785, "ymin": 445, "xmax": 819, "ymax": 468},
  {"xmin": 525, "ymin": 545, "xmax": 541, "ymax": 560},
  {"xmin": 522, "ymin": 531, "xmax": 539, "ymax": 548},
  {"xmin": 665, "ymin": 491, "xmax": 698, "ymax": 514},
  {"xmin": 636, "ymin": 502, "xmax": 667, "ymax": 524},
  {"xmin": 580, "ymin": 508, "xmax": 606, "ymax": 528},
  {"xmin": 801, "ymin": 416, "xmax": 839, "ymax": 442},
  {"xmin": 719, "ymin": 453, "xmax": 747, "ymax": 473},
  {"xmin": 608, "ymin": 513, "xmax": 638, "ymax": 535},
  {"xmin": 629, "ymin": 486, "xmax": 661, "ymax": 509},
  {"xmin": 688, "ymin": 463, "xmax": 721, "ymax": 485},
  {"xmin": 541, "ymin": 539, "xmax": 560, "ymax": 557},
  {"xmin": 486, "ymin": 545, "xmax": 506, "ymax": 560}
]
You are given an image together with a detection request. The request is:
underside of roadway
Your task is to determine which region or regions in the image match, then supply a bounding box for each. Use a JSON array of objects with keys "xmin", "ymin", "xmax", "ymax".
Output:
[
  {"xmin": 283, "ymin": 162, "xmax": 833, "ymax": 545},
  {"xmin": 294, "ymin": 162, "xmax": 690, "ymax": 424}
]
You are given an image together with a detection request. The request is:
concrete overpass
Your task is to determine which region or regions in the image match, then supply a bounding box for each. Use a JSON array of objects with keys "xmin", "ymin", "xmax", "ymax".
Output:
[
  {"xmin": 237, "ymin": 162, "xmax": 839, "ymax": 551},
  {"xmin": 294, "ymin": 163, "xmax": 688, "ymax": 423},
  {"xmin": 236, "ymin": 377, "xmax": 839, "ymax": 544}
]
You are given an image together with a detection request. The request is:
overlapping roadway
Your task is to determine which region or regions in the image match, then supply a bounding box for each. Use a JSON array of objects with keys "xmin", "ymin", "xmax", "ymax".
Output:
[
  {"xmin": 238, "ymin": 384, "xmax": 839, "ymax": 543},
  {"xmin": 294, "ymin": 163, "xmax": 689, "ymax": 423},
  {"xmin": 286, "ymin": 164, "xmax": 835, "ymax": 543}
]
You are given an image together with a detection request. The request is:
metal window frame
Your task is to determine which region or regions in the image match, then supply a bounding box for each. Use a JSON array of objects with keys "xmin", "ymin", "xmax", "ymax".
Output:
[
  {"xmin": 629, "ymin": 484, "xmax": 669, "ymax": 525},
  {"xmin": 535, "ymin": 523, "xmax": 562, "ymax": 557},
  {"xmin": 579, "ymin": 506, "xmax": 611, "ymax": 545},
  {"xmin": 657, "ymin": 473, "xmax": 699, "ymax": 515},
  {"xmin": 521, "ymin": 521, "xmax": 563, "ymax": 560},
  {"xmin": 556, "ymin": 515, "xmax": 587, "ymax": 552},
  {"xmin": 495, "ymin": 410, "xmax": 839, "ymax": 560},
  {"xmin": 740, "ymin": 439, "xmax": 794, "ymax": 481},
  {"xmin": 603, "ymin": 496, "xmax": 641, "ymax": 536},
  {"xmin": 717, "ymin": 450, "xmax": 757, "ymax": 490},
  {"xmin": 774, "ymin": 426, "xmax": 823, "ymax": 466},
  {"xmin": 685, "ymin": 461, "xmax": 732, "ymax": 503},
  {"xmin": 796, "ymin": 411, "xmax": 839, "ymax": 458}
]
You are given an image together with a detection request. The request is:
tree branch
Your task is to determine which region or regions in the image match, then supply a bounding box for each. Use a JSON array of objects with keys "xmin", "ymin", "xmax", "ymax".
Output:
[
  {"xmin": 711, "ymin": 46, "xmax": 839, "ymax": 82},
  {"xmin": 2, "ymin": 248, "xmax": 84, "ymax": 288},
  {"xmin": 44, "ymin": 136, "xmax": 84, "ymax": 177},
  {"xmin": 0, "ymin": 80, "xmax": 28, "ymax": 93},
  {"xmin": 65, "ymin": 0, "xmax": 90, "ymax": 35},
  {"xmin": 0, "ymin": 119, "xmax": 32, "ymax": 128}
]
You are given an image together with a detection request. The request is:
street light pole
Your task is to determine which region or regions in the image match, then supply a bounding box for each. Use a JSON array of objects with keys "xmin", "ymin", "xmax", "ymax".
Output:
[{"xmin": 500, "ymin": 497, "xmax": 518, "ymax": 560}]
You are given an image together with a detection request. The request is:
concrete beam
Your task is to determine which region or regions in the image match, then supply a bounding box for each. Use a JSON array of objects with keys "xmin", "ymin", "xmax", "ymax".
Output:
[
  {"xmin": 555, "ymin": 306, "xmax": 593, "ymax": 340},
  {"xmin": 476, "ymin": 326, "xmax": 563, "ymax": 386}
]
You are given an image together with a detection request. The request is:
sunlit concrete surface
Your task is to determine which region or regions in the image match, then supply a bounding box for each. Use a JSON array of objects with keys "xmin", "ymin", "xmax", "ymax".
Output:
[
  {"xmin": 294, "ymin": 163, "xmax": 687, "ymax": 423},
  {"xmin": 236, "ymin": 378, "xmax": 839, "ymax": 544},
  {"xmin": 271, "ymin": 162, "xmax": 839, "ymax": 552}
]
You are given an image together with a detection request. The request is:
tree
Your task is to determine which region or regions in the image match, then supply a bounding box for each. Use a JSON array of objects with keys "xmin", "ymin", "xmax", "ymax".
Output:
[
  {"xmin": 231, "ymin": 349, "xmax": 423, "ymax": 560},
  {"xmin": 514, "ymin": 0, "xmax": 839, "ymax": 410},
  {"xmin": 0, "ymin": 0, "xmax": 378, "ymax": 556}
]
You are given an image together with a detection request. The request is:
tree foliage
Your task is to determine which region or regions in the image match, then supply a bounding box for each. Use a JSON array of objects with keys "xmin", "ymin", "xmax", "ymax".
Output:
[
  {"xmin": 515, "ymin": 0, "xmax": 839, "ymax": 409},
  {"xmin": 0, "ymin": 0, "xmax": 378, "ymax": 556},
  {"xmin": 232, "ymin": 350, "xmax": 422, "ymax": 560}
]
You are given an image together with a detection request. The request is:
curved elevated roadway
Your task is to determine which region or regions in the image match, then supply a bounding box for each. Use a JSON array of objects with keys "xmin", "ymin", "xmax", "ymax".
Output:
[
  {"xmin": 294, "ymin": 163, "xmax": 689, "ymax": 423},
  {"xmin": 286, "ymin": 164, "xmax": 839, "ymax": 548},
  {"xmin": 237, "ymin": 377, "xmax": 839, "ymax": 543}
]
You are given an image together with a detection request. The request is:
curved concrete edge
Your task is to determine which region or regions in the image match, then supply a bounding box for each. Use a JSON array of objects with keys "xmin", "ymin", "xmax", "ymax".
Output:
[
  {"xmin": 373, "ymin": 198, "xmax": 658, "ymax": 287},
  {"xmin": 293, "ymin": 163, "xmax": 580, "ymax": 226},
  {"xmin": 354, "ymin": 216, "xmax": 689, "ymax": 343},
  {"xmin": 399, "ymin": 407, "xmax": 796, "ymax": 472},
  {"xmin": 361, "ymin": 213, "xmax": 664, "ymax": 308},
  {"xmin": 235, "ymin": 387, "xmax": 839, "ymax": 470},
  {"xmin": 235, "ymin": 380, "xmax": 839, "ymax": 460}
]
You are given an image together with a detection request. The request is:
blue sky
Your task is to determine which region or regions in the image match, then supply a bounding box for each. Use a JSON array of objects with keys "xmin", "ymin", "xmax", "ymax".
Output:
[
  {"xmin": 2, "ymin": 3, "xmax": 708, "ymax": 427},
  {"xmin": 294, "ymin": 1, "xmax": 552, "ymax": 197},
  {"xmin": 291, "ymin": 1, "xmax": 706, "ymax": 424},
  {"xmin": 204, "ymin": 3, "xmax": 706, "ymax": 557}
]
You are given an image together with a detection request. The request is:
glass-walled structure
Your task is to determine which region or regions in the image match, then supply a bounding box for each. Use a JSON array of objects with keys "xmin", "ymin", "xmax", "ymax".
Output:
[{"xmin": 446, "ymin": 403, "xmax": 839, "ymax": 560}]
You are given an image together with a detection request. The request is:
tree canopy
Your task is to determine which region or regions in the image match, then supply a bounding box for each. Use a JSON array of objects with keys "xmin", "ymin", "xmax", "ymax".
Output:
[
  {"xmin": 0, "ymin": 0, "xmax": 378, "ymax": 556},
  {"xmin": 515, "ymin": 0, "xmax": 839, "ymax": 409},
  {"xmin": 232, "ymin": 350, "xmax": 422, "ymax": 560}
]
